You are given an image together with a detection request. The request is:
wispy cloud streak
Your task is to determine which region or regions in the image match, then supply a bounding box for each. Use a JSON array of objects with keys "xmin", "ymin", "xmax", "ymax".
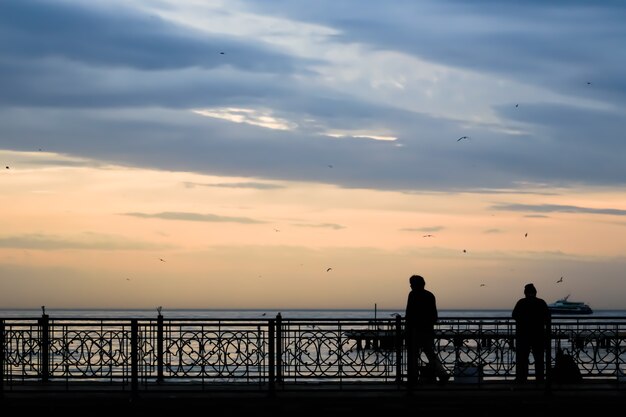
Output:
[
  {"xmin": 124, "ymin": 211, "xmax": 266, "ymax": 223},
  {"xmin": 491, "ymin": 203, "xmax": 626, "ymax": 216}
]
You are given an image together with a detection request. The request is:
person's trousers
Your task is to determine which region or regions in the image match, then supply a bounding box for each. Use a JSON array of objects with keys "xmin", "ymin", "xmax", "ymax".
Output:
[
  {"xmin": 515, "ymin": 340, "xmax": 544, "ymax": 382},
  {"xmin": 406, "ymin": 328, "xmax": 447, "ymax": 383}
]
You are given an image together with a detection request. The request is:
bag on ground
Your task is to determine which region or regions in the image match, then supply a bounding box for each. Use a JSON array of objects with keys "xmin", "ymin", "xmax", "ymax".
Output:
[{"xmin": 553, "ymin": 348, "xmax": 582, "ymax": 383}]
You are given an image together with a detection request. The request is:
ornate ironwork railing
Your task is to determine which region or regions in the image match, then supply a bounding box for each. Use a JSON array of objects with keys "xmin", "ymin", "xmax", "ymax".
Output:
[{"xmin": 1, "ymin": 314, "xmax": 626, "ymax": 392}]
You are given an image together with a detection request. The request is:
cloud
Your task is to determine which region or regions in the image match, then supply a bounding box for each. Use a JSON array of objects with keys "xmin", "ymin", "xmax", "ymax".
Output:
[
  {"xmin": 293, "ymin": 223, "xmax": 345, "ymax": 230},
  {"xmin": 193, "ymin": 108, "xmax": 297, "ymax": 131},
  {"xmin": 124, "ymin": 211, "xmax": 266, "ymax": 224},
  {"xmin": 400, "ymin": 226, "xmax": 445, "ymax": 233},
  {"xmin": 0, "ymin": 232, "xmax": 172, "ymax": 250},
  {"xmin": 183, "ymin": 181, "xmax": 284, "ymax": 190},
  {"xmin": 324, "ymin": 131, "xmax": 397, "ymax": 142},
  {"xmin": 491, "ymin": 203, "xmax": 626, "ymax": 216},
  {"xmin": 244, "ymin": 1, "xmax": 626, "ymax": 99}
]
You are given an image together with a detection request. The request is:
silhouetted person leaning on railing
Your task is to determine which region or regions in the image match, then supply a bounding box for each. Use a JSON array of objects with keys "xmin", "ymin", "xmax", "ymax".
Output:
[
  {"xmin": 512, "ymin": 283, "xmax": 550, "ymax": 383},
  {"xmin": 405, "ymin": 274, "xmax": 449, "ymax": 385}
]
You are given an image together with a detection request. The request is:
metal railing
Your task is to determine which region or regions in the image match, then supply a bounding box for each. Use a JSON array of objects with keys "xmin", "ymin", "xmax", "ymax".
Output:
[{"xmin": 2, "ymin": 314, "xmax": 626, "ymax": 392}]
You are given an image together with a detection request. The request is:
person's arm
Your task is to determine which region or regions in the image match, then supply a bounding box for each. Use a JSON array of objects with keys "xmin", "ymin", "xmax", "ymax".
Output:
[
  {"xmin": 512, "ymin": 300, "xmax": 521, "ymax": 321},
  {"xmin": 429, "ymin": 292, "xmax": 438, "ymax": 325},
  {"xmin": 542, "ymin": 300, "xmax": 551, "ymax": 322},
  {"xmin": 405, "ymin": 293, "xmax": 412, "ymax": 321}
]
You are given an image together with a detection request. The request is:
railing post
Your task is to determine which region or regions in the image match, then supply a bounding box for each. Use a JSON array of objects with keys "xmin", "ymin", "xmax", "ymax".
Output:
[
  {"xmin": 545, "ymin": 315, "xmax": 552, "ymax": 393},
  {"xmin": 157, "ymin": 313, "xmax": 164, "ymax": 383},
  {"xmin": 395, "ymin": 315, "xmax": 403, "ymax": 383},
  {"xmin": 268, "ymin": 318, "xmax": 275, "ymax": 395},
  {"xmin": 615, "ymin": 323, "xmax": 621, "ymax": 385},
  {"xmin": 39, "ymin": 310, "xmax": 49, "ymax": 382},
  {"xmin": 130, "ymin": 319, "xmax": 139, "ymax": 398},
  {"xmin": 275, "ymin": 313, "xmax": 282, "ymax": 383},
  {"xmin": 1, "ymin": 319, "xmax": 5, "ymax": 393}
]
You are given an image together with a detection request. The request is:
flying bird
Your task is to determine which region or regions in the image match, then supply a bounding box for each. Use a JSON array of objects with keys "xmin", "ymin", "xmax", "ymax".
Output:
[
  {"xmin": 327, "ymin": 164, "xmax": 333, "ymax": 168},
  {"xmin": 423, "ymin": 234, "xmax": 434, "ymax": 238},
  {"xmin": 463, "ymin": 249, "xmax": 467, "ymax": 253},
  {"xmin": 457, "ymin": 136, "xmax": 469, "ymax": 142},
  {"xmin": 524, "ymin": 233, "xmax": 528, "ymax": 238},
  {"xmin": 220, "ymin": 52, "xmax": 225, "ymax": 55},
  {"xmin": 480, "ymin": 284, "xmax": 486, "ymax": 287},
  {"xmin": 5, "ymin": 166, "xmax": 9, "ymax": 169},
  {"xmin": 557, "ymin": 277, "xmax": 563, "ymax": 283},
  {"xmin": 159, "ymin": 258, "xmax": 166, "ymax": 262},
  {"xmin": 326, "ymin": 267, "xmax": 332, "ymax": 272},
  {"xmin": 515, "ymin": 104, "xmax": 519, "ymax": 108}
]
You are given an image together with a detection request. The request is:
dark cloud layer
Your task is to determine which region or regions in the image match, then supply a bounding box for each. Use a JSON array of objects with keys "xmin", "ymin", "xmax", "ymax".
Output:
[
  {"xmin": 1, "ymin": 0, "xmax": 626, "ymax": 192},
  {"xmin": 0, "ymin": 0, "xmax": 303, "ymax": 72}
]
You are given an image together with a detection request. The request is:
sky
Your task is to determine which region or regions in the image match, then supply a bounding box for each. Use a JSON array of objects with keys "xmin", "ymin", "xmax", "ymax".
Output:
[{"xmin": 1, "ymin": 0, "xmax": 626, "ymax": 311}]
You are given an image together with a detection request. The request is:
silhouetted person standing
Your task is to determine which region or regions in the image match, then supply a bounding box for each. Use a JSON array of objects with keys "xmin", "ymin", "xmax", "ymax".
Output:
[
  {"xmin": 512, "ymin": 283, "xmax": 550, "ymax": 383},
  {"xmin": 405, "ymin": 274, "xmax": 449, "ymax": 385}
]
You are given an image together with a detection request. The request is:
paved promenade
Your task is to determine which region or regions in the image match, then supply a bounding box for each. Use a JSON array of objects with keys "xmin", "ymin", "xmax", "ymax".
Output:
[{"xmin": 2, "ymin": 381, "xmax": 625, "ymax": 416}]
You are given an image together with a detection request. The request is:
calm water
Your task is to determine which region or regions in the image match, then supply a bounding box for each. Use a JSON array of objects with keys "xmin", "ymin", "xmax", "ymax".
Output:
[{"xmin": 1, "ymin": 308, "xmax": 626, "ymax": 319}]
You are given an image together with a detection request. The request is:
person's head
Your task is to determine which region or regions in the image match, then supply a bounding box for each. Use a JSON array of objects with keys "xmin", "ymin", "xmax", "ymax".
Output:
[
  {"xmin": 409, "ymin": 275, "xmax": 426, "ymax": 290},
  {"xmin": 524, "ymin": 283, "xmax": 537, "ymax": 297}
]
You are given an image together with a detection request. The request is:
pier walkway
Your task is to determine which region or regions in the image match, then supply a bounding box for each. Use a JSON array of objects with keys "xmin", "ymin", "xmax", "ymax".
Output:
[{"xmin": 2, "ymin": 380, "xmax": 626, "ymax": 416}]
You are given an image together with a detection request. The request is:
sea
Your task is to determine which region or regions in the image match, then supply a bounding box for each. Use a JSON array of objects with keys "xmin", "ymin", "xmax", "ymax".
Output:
[{"xmin": 1, "ymin": 308, "xmax": 626, "ymax": 319}]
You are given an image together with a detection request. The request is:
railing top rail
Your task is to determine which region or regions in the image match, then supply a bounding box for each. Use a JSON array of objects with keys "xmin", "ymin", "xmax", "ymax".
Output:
[{"xmin": 2, "ymin": 315, "xmax": 626, "ymax": 324}]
